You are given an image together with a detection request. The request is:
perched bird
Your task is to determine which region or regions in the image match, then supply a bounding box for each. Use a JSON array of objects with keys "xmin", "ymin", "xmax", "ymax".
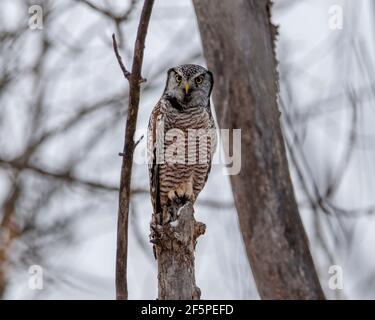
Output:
[{"xmin": 147, "ymin": 64, "xmax": 216, "ymax": 224}]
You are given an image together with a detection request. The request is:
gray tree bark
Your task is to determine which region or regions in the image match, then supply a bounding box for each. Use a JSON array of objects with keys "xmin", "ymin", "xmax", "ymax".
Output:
[
  {"xmin": 153, "ymin": 202, "xmax": 205, "ymax": 300},
  {"xmin": 193, "ymin": 0, "xmax": 325, "ymax": 299}
]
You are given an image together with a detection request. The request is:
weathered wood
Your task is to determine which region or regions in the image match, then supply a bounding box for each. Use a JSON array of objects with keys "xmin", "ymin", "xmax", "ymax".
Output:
[
  {"xmin": 193, "ymin": 0, "xmax": 325, "ymax": 299},
  {"xmin": 153, "ymin": 202, "xmax": 205, "ymax": 300}
]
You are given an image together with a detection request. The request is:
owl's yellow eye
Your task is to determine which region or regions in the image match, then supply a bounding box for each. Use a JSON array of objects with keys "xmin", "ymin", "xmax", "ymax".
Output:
[
  {"xmin": 175, "ymin": 74, "xmax": 182, "ymax": 83},
  {"xmin": 195, "ymin": 76, "xmax": 204, "ymax": 85}
]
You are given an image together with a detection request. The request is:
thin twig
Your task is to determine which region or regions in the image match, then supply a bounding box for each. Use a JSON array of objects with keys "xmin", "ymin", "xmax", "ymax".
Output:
[
  {"xmin": 113, "ymin": 34, "xmax": 147, "ymax": 84},
  {"xmin": 118, "ymin": 135, "xmax": 144, "ymax": 156},
  {"xmin": 76, "ymin": 0, "xmax": 139, "ymax": 22},
  {"xmin": 0, "ymin": 157, "xmax": 118, "ymax": 192},
  {"xmin": 112, "ymin": 34, "xmax": 131, "ymax": 81},
  {"xmin": 134, "ymin": 134, "xmax": 144, "ymax": 148}
]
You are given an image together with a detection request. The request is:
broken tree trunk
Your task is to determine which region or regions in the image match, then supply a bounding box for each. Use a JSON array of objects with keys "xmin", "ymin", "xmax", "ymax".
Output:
[
  {"xmin": 193, "ymin": 0, "xmax": 325, "ymax": 299},
  {"xmin": 153, "ymin": 202, "xmax": 205, "ymax": 300}
]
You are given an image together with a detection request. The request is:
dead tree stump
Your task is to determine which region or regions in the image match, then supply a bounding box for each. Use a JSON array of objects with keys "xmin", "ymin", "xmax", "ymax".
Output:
[{"xmin": 151, "ymin": 202, "xmax": 205, "ymax": 300}]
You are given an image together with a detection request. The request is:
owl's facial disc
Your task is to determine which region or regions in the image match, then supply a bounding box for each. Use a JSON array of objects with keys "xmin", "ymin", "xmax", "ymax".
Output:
[{"xmin": 164, "ymin": 65, "xmax": 213, "ymax": 109}]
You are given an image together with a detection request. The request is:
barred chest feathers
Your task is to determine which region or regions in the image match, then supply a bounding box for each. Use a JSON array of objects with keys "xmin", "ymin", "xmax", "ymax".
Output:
[{"xmin": 161, "ymin": 99, "xmax": 212, "ymax": 131}]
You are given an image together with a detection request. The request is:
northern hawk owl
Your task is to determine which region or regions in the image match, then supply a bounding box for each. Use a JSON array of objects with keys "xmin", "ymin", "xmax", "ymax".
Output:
[{"xmin": 147, "ymin": 64, "xmax": 216, "ymax": 223}]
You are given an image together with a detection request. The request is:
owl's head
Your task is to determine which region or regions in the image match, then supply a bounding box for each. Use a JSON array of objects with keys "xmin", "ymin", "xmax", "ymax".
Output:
[{"xmin": 163, "ymin": 64, "xmax": 214, "ymax": 109}]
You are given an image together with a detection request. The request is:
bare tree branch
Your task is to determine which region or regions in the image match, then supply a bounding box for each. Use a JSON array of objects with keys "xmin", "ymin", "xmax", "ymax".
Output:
[
  {"xmin": 114, "ymin": 0, "xmax": 154, "ymax": 300},
  {"xmin": 112, "ymin": 34, "xmax": 131, "ymax": 81}
]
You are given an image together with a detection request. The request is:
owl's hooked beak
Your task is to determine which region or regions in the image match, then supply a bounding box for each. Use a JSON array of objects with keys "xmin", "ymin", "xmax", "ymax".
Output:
[{"xmin": 184, "ymin": 83, "xmax": 190, "ymax": 95}]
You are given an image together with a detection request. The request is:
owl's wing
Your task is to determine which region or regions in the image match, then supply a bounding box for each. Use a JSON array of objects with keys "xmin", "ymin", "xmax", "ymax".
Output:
[
  {"xmin": 147, "ymin": 101, "xmax": 163, "ymax": 214},
  {"xmin": 209, "ymin": 116, "xmax": 218, "ymax": 158},
  {"xmin": 201, "ymin": 111, "xmax": 218, "ymax": 189}
]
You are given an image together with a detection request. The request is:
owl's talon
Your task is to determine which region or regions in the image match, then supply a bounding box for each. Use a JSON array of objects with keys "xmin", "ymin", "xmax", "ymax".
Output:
[
  {"xmin": 175, "ymin": 187, "xmax": 185, "ymax": 198},
  {"xmin": 150, "ymin": 238, "xmax": 158, "ymax": 244},
  {"xmin": 167, "ymin": 179, "xmax": 195, "ymax": 206},
  {"xmin": 168, "ymin": 189, "xmax": 177, "ymax": 201}
]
